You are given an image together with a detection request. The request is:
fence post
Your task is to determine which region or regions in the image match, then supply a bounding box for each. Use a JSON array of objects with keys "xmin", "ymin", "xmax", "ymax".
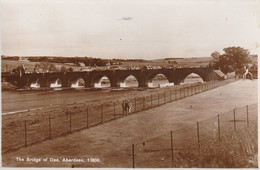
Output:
[
  {"xmin": 25, "ymin": 120, "xmax": 27, "ymax": 146},
  {"xmin": 233, "ymin": 109, "xmax": 236, "ymax": 131},
  {"xmin": 218, "ymin": 114, "xmax": 221, "ymax": 141},
  {"xmin": 69, "ymin": 111, "xmax": 72, "ymax": 133},
  {"xmin": 197, "ymin": 122, "xmax": 200, "ymax": 149},
  {"xmin": 246, "ymin": 105, "xmax": 249, "ymax": 127},
  {"xmin": 86, "ymin": 108, "xmax": 89, "ymax": 128},
  {"xmin": 143, "ymin": 96, "xmax": 145, "ymax": 109},
  {"xmin": 175, "ymin": 89, "xmax": 177, "ymax": 100},
  {"xmin": 122, "ymin": 100, "xmax": 124, "ymax": 115},
  {"xmin": 101, "ymin": 104, "xmax": 104, "ymax": 123},
  {"xmin": 114, "ymin": 102, "xmax": 116, "ymax": 118},
  {"xmin": 158, "ymin": 93, "xmax": 159, "ymax": 105},
  {"xmin": 135, "ymin": 98, "xmax": 136, "ymax": 112},
  {"xmin": 151, "ymin": 94, "xmax": 152, "ymax": 107},
  {"xmin": 132, "ymin": 144, "xmax": 135, "ymax": 168},
  {"xmin": 49, "ymin": 114, "xmax": 52, "ymax": 140},
  {"xmin": 180, "ymin": 88, "xmax": 182, "ymax": 99},
  {"xmin": 184, "ymin": 88, "xmax": 186, "ymax": 98},
  {"xmin": 171, "ymin": 131, "xmax": 174, "ymax": 162},
  {"xmin": 164, "ymin": 91, "xmax": 166, "ymax": 103},
  {"xmin": 170, "ymin": 90, "xmax": 172, "ymax": 101}
]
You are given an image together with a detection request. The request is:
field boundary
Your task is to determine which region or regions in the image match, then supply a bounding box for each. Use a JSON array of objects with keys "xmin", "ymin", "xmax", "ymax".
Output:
[{"xmin": 99, "ymin": 103, "xmax": 257, "ymax": 168}]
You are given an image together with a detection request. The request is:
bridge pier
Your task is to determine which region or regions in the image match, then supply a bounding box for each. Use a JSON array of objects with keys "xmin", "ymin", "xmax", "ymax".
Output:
[{"xmin": 3, "ymin": 66, "xmax": 216, "ymax": 89}]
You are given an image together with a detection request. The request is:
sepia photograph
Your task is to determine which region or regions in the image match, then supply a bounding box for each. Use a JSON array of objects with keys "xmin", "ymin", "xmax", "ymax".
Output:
[{"xmin": 1, "ymin": 0, "xmax": 259, "ymax": 168}]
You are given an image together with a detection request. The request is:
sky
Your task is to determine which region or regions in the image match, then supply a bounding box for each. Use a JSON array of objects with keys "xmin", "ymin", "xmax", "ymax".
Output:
[{"xmin": 1, "ymin": 0, "xmax": 260, "ymax": 59}]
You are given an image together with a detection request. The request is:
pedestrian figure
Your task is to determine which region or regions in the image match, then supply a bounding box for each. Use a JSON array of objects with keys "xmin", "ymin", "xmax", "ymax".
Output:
[
  {"xmin": 128, "ymin": 100, "xmax": 132, "ymax": 113},
  {"xmin": 122, "ymin": 100, "xmax": 129, "ymax": 115},
  {"xmin": 122, "ymin": 100, "xmax": 126, "ymax": 115},
  {"xmin": 125, "ymin": 101, "xmax": 129, "ymax": 115}
]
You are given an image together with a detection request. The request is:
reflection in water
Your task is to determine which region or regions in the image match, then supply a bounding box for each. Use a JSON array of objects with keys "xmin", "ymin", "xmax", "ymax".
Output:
[
  {"xmin": 123, "ymin": 75, "xmax": 138, "ymax": 87},
  {"xmin": 50, "ymin": 79, "xmax": 62, "ymax": 88},
  {"xmin": 120, "ymin": 82, "xmax": 127, "ymax": 87},
  {"xmin": 181, "ymin": 73, "xmax": 203, "ymax": 85},
  {"xmin": 148, "ymin": 81, "xmax": 174, "ymax": 88},
  {"xmin": 150, "ymin": 74, "xmax": 170, "ymax": 87},
  {"xmin": 94, "ymin": 77, "xmax": 110, "ymax": 88},
  {"xmin": 71, "ymin": 81, "xmax": 79, "ymax": 88},
  {"xmin": 71, "ymin": 79, "xmax": 85, "ymax": 88},
  {"xmin": 30, "ymin": 79, "xmax": 40, "ymax": 88}
]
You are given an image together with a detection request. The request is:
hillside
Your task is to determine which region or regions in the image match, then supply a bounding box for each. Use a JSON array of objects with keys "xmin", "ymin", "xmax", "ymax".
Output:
[{"xmin": 1, "ymin": 57, "xmax": 212, "ymax": 73}]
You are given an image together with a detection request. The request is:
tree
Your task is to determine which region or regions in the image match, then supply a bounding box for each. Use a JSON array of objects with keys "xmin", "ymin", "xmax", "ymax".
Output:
[
  {"xmin": 68, "ymin": 67, "xmax": 74, "ymax": 72},
  {"xmin": 60, "ymin": 66, "xmax": 67, "ymax": 72},
  {"xmin": 34, "ymin": 62, "xmax": 58, "ymax": 72},
  {"xmin": 211, "ymin": 46, "xmax": 251, "ymax": 74},
  {"xmin": 210, "ymin": 51, "xmax": 221, "ymax": 69}
]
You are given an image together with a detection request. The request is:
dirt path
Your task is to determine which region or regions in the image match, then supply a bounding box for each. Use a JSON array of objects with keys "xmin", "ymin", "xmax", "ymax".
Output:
[{"xmin": 2, "ymin": 79, "xmax": 257, "ymax": 167}]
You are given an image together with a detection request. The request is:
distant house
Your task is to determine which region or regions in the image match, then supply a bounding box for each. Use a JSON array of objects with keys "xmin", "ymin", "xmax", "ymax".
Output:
[
  {"xmin": 74, "ymin": 62, "xmax": 85, "ymax": 67},
  {"xmin": 213, "ymin": 70, "xmax": 225, "ymax": 80},
  {"xmin": 19, "ymin": 57, "xmax": 29, "ymax": 62},
  {"xmin": 79, "ymin": 62, "xmax": 85, "ymax": 67}
]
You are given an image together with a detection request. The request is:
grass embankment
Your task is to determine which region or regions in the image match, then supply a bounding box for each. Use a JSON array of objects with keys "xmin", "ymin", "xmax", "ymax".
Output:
[
  {"xmin": 119, "ymin": 104, "xmax": 258, "ymax": 168},
  {"xmin": 1, "ymin": 82, "xmax": 17, "ymax": 90},
  {"xmin": 173, "ymin": 126, "xmax": 258, "ymax": 168}
]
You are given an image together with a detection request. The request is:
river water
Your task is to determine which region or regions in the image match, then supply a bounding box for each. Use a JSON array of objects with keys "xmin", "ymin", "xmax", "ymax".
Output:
[{"xmin": 2, "ymin": 77, "xmax": 203, "ymax": 113}]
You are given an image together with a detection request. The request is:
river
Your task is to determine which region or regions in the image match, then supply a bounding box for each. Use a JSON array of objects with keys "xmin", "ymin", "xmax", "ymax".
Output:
[{"xmin": 2, "ymin": 77, "xmax": 203, "ymax": 113}]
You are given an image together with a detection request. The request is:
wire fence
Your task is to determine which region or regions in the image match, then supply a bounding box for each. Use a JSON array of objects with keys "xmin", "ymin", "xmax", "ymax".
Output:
[
  {"xmin": 2, "ymin": 78, "xmax": 237, "ymax": 153},
  {"xmin": 104, "ymin": 103, "xmax": 257, "ymax": 168}
]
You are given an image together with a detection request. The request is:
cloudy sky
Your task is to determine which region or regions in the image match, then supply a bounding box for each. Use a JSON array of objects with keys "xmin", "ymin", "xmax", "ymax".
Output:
[{"xmin": 1, "ymin": 0, "xmax": 260, "ymax": 59}]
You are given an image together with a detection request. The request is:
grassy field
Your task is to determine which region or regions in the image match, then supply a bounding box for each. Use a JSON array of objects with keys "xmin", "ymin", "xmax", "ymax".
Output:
[
  {"xmin": 1, "ymin": 57, "xmax": 211, "ymax": 73},
  {"xmin": 113, "ymin": 104, "xmax": 257, "ymax": 168},
  {"xmin": 1, "ymin": 60, "xmax": 81, "ymax": 72}
]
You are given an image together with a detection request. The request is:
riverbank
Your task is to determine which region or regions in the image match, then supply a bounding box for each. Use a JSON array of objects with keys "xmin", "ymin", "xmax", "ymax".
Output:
[
  {"xmin": 2, "ymin": 79, "xmax": 201, "ymax": 113},
  {"xmin": 1, "ymin": 79, "xmax": 257, "ymax": 167},
  {"xmin": 1, "ymin": 82, "xmax": 17, "ymax": 91},
  {"xmin": 2, "ymin": 80, "xmax": 232, "ymax": 153}
]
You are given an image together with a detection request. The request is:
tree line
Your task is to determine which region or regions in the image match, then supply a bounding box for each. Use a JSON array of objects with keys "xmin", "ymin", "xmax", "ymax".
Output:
[{"xmin": 210, "ymin": 46, "xmax": 257, "ymax": 75}]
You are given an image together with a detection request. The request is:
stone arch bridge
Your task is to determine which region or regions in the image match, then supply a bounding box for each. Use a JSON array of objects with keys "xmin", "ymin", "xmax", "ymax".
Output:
[{"xmin": 2, "ymin": 66, "xmax": 218, "ymax": 88}]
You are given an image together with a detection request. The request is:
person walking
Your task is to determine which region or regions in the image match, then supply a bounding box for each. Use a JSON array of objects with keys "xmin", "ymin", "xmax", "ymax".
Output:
[
  {"xmin": 125, "ymin": 101, "xmax": 129, "ymax": 115},
  {"xmin": 122, "ymin": 100, "xmax": 129, "ymax": 115},
  {"xmin": 128, "ymin": 100, "xmax": 132, "ymax": 113},
  {"xmin": 122, "ymin": 100, "xmax": 126, "ymax": 115}
]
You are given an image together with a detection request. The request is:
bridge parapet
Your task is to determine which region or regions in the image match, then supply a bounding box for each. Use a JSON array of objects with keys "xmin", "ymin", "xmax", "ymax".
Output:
[{"xmin": 1, "ymin": 66, "xmax": 214, "ymax": 88}]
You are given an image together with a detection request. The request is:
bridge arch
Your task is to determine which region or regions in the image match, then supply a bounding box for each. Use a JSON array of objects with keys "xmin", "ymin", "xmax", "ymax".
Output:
[
  {"xmin": 181, "ymin": 73, "xmax": 204, "ymax": 84},
  {"xmin": 118, "ymin": 74, "xmax": 139, "ymax": 87},
  {"xmin": 145, "ymin": 72, "xmax": 172, "ymax": 87},
  {"xmin": 27, "ymin": 77, "xmax": 41, "ymax": 88},
  {"xmin": 91, "ymin": 74, "xmax": 112, "ymax": 88},
  {"xmin": 69, "ymin": 76, "xmax": 86, "ymax": 88},
  {"xmin": 177, "ymin": 70, "xmax": 208, "ymax": 85},
  {"xmin": 46, "ymin": 76, "xmax": 62, "ymax": 88}
]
